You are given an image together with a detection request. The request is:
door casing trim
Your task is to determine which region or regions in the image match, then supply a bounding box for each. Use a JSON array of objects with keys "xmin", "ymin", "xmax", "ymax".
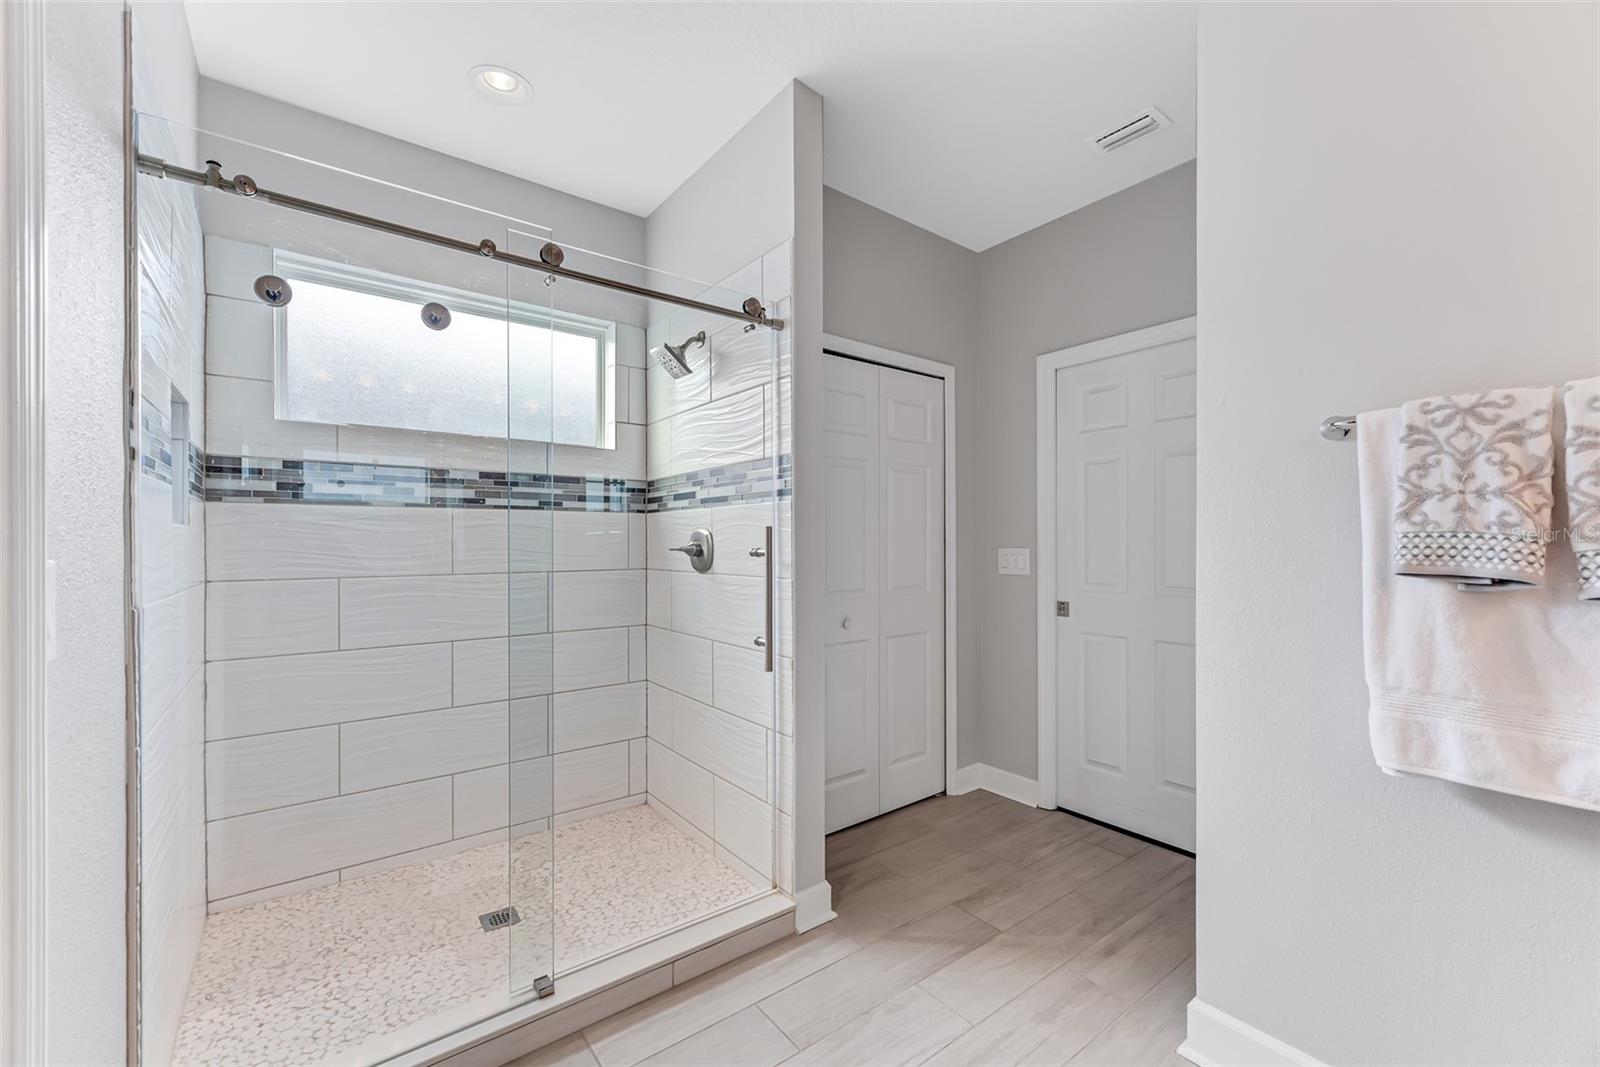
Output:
[
  {"xmin": 821, "ymin": 334, "xmax": 959, "ymax": 811},
  {"xmin": 1035, "ymin": 316, "xmax": 1198, "ymax": 810}
]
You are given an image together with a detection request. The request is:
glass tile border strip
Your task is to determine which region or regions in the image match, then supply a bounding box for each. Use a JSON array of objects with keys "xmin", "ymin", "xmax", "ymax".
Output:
[
  {"xmin": 138, "ymin": 397, "xmax": 203, "ymax": 498},
  {"xmin": 202, "ymin": 453, "xmax": 793, "ymax": 513}
]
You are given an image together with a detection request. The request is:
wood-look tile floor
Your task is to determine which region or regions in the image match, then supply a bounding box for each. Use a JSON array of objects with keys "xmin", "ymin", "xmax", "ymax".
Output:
[{"xmin": 509, "ymin": 790, "xmax": 1197, "ymax": 1067}]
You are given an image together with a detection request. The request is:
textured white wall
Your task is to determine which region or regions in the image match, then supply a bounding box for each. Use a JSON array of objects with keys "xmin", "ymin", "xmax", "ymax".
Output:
[
  {"xmin": 42, "ymin": 2, "xmax": 129, "ymax": 1062},
  {"xmin": 1195, "ymin": 4, "xmax": 1599, "ymax": 1062}
]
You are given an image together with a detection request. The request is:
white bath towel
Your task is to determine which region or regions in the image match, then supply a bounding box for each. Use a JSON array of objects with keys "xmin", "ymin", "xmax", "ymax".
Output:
[
  {"xmin": 1392, "ymin": 387, "xmax": 1555, "ymax": 590},
  {"xmin": 1360, "ymin": 406, "xmax": 1600, "ymax": 810},
  {"xmin": 1562, "ymin": 377, "xmax": 1600, "ymax": 600}
]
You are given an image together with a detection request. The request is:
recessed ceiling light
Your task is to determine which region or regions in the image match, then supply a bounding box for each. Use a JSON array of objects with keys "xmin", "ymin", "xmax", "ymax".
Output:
[{"xmin": 469, "ymin": 64, "xmax": 529, "ymax": 104}]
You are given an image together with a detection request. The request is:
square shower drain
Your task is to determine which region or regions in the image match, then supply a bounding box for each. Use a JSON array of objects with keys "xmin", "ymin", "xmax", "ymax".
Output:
[{"xmin": 478, "ymin": 906, "xmax": 521, "ymax": 932}]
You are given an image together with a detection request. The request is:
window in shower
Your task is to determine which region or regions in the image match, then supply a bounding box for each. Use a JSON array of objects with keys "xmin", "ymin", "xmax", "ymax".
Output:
[{"xmin": 273, "ymin": 251, "xmax": 613, "ymax": 447}]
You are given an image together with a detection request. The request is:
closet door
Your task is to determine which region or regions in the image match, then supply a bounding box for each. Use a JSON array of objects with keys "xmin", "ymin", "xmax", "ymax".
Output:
[
  {"xmin": 823, "ymin": 354, "xmax": 947, "ymax": 833},
  {"xmin": 822, "ymin": 356, "xmax": 882, "ymax": 832},
  {"xmin": 877, "ymin": 368, "xmax": 945, "ymax": 813}
]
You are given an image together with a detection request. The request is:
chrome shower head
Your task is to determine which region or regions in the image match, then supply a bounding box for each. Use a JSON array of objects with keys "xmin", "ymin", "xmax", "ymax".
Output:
[{"xmin": 654, "ymin": 331, "xmax": 705, "ymax": 380}]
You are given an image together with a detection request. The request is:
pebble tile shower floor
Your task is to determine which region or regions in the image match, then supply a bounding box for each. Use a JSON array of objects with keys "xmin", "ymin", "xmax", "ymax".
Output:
[{"xmin": 170, "ymin": 804, "xmax": 761, "ymax": 1066}]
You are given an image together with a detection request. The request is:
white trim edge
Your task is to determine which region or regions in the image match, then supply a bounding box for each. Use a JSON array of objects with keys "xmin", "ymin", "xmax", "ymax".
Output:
[
  {"xmin": 949, "ymin": 763, "xmax": 1043, "ymax": 809},
  {"xmin": 1035, "ymin": 316, "xmax": 1198, "ymax": 810},
  {"xmin": 792, "ymin": 881, "xmax": 835, "ymax": 933},
  {"xmin": 1179, "ymin": 999, "xmax": 1327, "ymax": 1067},
  {"xmin": 3, "ymin": 1, "xmax": 51, "ymax": 1062}
]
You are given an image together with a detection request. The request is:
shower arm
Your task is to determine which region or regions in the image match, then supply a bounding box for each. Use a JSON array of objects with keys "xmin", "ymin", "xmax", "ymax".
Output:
[{"xmin": 135, "ymin": 154, "xmax": 785, "ymax": 331}]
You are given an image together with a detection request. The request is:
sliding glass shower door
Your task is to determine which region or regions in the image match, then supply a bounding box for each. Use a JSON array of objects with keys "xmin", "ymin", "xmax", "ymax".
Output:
[{"xmin": 503, "ymin": 234, "xmax": 788, "ymax": 991}]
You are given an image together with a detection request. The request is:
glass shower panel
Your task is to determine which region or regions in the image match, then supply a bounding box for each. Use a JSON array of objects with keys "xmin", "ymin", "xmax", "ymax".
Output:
[
  {"xmin": 133, "ymin": 117, "xmax": 551, "ymax": 1066},
  {"xmin": 503, "ymin": 235, "xmax": 784, "ymax": 989},
  {"xmin": 501, "ymin": 226, "xmax": 556, "ymax": 998}
]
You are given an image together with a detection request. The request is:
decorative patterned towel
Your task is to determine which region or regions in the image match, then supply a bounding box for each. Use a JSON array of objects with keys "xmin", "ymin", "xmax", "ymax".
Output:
[
  {"xmin": 1360, "ymin": 407, "xmax": 1600, "ymax": 811},
  {"xmin": 1563, "ymin": 377, "xmax": 1600, "ymax": 600},
  {"xmin": 1393, "ymin": 387, "xmax": 1555, "ymax": 590}
]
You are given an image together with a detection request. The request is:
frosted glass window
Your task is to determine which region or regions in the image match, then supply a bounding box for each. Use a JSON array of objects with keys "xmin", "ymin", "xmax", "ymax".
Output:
[{"xmin": 277, "ymin": 261, "xmax": 608, "ymax": 448}]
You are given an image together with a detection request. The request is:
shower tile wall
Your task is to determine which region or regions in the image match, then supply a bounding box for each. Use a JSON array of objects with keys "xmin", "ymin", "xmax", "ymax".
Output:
[
  {"xmin": 643, "ymin": 241, "xmax": 796, "ymax": 892},
  {"xmin": 135, "ymin": 128, "xmax": 209, "ymax": 1066},
  {"xmin": 199, "ymin": 236, "xmax": 652, "ymax": 908}
]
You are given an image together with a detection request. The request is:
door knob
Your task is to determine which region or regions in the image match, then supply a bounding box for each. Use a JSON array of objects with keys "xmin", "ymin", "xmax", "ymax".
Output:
[{"xmin": 841, "ymin": 616, "xmax": 852, "ymax": 630}]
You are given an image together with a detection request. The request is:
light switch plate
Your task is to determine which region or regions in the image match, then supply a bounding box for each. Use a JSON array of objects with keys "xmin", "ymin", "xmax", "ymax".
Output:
[{"xmin": 998, "ymin": 547, "xmax": 1031, "ymax": 575}]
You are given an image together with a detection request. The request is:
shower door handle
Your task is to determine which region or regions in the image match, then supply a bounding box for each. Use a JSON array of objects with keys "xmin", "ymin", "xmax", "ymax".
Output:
[{"xmin": 761, "ymin": 525, "xmax": 774, "ymax": 672}]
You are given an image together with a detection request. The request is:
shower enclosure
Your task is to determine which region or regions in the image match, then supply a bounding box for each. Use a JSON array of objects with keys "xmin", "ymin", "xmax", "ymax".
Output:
[{"xmin": 131, "ymin": 110, "xmax": 792, "ymax": 1066}]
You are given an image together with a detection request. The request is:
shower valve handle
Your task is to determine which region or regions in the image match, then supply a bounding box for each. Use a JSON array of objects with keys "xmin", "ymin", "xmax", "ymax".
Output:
[{"xmin": 669, "ymin": 543, "xmax": 704, "ymax": 558}]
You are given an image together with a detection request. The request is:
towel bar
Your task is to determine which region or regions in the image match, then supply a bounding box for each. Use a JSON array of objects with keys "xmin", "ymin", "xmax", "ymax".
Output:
[{"xmin": 1320, "ymin": 415, "xmax": 1356, "ymax": 441}]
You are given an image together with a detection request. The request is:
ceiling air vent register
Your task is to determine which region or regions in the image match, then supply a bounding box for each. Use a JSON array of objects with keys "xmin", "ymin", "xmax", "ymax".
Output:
[{"xmin": 1089, "ymin": 107, "xmax": 1172, "ymax": 154}]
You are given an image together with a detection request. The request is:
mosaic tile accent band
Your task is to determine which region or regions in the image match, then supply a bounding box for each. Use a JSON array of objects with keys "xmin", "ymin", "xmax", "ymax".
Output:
[
  {"xmin": 202, "ymin": 453, "xmax": 791, "ymax": 513},
  {"xmin": 205, "ymin": 455, "xmax": 646, "ymax": 512},
  {"xmin": 645, "ymin": 455, "xmax": 792, "ymax": 512},
  {"xmin": 139, "ymin": 401, "xmax": 204, "ymax": 498}
]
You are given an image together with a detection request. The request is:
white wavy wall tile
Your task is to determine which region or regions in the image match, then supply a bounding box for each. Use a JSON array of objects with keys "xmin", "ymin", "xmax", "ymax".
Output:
[
  {"xmin": 551, "ymin": 571, "xmax": 645, "ymax": 631},
  {"xmin": 339, "ymin": 702, "xmax": 509, "ymax": 793},
  {"xmin": 205, "ymin": 727, "xmax": 339, "ymax": 819},
  {"xmin": 205, "ymin": 778, "xmax": 453, "ymax": 900},
  {"xmin": 552, "ymin": 511, "xmax": 630, "ymax": 570},
  {"xmin": 646, "ymin": 385, "xmax": 768, "ymax": 481},
  {"xmin": 207, "ymin": 643, "xmax": 454, "ymax": 738},
  {"xmin": 206, "ymin": 374, "xmax": 339, "ymax": 460},
  {"xmin": 670, "ymin": 693, "xmax": 769, "ymax": 800},
  {"xmin": 339, "ymin": 573, "xmax": 510, "ymax": 649},
  {"xmin": 206, "ymin": 579, "xmax": 339, "ymax": 660},
  {"xmin": 206, "ymin": 504, "xmax": 453, "ymax": 580},
  {"xmin": 552, "ymin": 684, "xmax": 646, "ymax": 753},
  {"xmin": 204, "ymin": 295, "xmax": 272, "ymax": 382}
]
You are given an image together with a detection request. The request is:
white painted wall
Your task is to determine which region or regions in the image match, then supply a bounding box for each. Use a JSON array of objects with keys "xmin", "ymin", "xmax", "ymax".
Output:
[
  {"xmin": 644, "ymin": 86, "xmax": 797, "ymax": 289},
  {"xmin": 821, "ymin": 188, "xmax": 982, "ymax": 772},
  {"xmin": 41, "ymin": 2, "xmax": 127, "ymax": 1062},
  {"xmin": 1194, "ymin": 4, "xmax": 1599, "ymax": 1063}
]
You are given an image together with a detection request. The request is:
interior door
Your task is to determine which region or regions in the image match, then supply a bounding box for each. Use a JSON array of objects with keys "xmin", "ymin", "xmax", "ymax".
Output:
[
  {"xmin": 823, "ymin": 353, "xmax": 946, "ymax": 833},
  {"xmin": 1054, "ymin": 336, "xmax": 1196, "ymax": 850}
]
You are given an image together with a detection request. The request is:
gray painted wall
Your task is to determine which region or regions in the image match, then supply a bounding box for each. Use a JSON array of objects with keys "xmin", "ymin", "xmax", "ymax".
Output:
[
  {"xmin": 199, "ymin": 79, "xmax": 646, "ymax": 270},
  {"xmin": 820, "ymin": 164, "xmax": 1196, "ymax": 783},
  {"xmin": 821, "ymin": 188, "xmax": 982, "ymax": 769},
  {"xmin": 1196, "ymin": 4, "xmax": 1597, "ymax": 1062},
  {"xmin": 975, "ymin": 162, "xmax": 1196, "ymax": 778}
]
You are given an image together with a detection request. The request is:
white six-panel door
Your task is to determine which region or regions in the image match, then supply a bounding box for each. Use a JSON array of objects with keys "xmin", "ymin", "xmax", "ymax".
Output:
[
  {"xmin": 1054, "ymin": 337, "xmax": 1196, "ymax": 850},
  {"xmin": 823, "ymin": 355, "xmax": 945, "ymax": 833}
]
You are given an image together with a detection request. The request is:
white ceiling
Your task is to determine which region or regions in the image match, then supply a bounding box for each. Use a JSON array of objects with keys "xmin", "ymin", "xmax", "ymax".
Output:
[{"xmin": 182, "ymin": 2, "xmax": 1196, "ymax": 252}]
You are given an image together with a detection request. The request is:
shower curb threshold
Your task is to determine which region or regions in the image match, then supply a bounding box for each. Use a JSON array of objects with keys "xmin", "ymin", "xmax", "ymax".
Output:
[{"xmin": 355, "ymin": 892, "xmax": 796, "ymax": 1067}]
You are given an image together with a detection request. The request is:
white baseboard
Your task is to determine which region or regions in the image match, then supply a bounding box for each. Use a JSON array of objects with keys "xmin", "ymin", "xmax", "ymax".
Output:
[
  {"xmin": 950, "ymin": 763, "xmax": 1043, "ymax": 808},
  {"xmin": 792, "ymin": 881, "xmax": 835, "ymax": 933},
  {"xmin": 1179, "ymin": 998, "xmax": 1326, "ymax": 1067}
]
